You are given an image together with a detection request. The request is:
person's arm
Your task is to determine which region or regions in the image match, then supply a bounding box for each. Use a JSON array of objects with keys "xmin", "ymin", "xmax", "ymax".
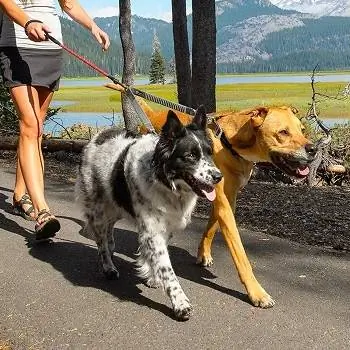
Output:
[
  {"xmin": 0, "ymin": 0, "xmax": 50, "ymax": 41},
  {"xmin": 59, "ymin": 0, "xmax": 110, "ymax": 50}
]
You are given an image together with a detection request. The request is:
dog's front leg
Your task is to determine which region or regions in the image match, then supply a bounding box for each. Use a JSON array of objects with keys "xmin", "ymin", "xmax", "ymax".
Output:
[
  {"xmin": 197, "ymin": 207, "xmax": 219, "ymax": 266},
  {"xmin": 197, "ymin": 175, "xmax": 237, "ymax": 267},
  {"xmin": 214, "ymin": 180, "xmax": 275, "ymax": 308},
  {"xmin": 137, "ymin": 232, "xmax": 193, "ymax": 321}
]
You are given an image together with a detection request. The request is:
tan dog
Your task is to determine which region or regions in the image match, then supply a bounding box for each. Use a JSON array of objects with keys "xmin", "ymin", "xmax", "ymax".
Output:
[{"xmin": 107, "ymin": 84, "xmax": 315, "ymax": 308}]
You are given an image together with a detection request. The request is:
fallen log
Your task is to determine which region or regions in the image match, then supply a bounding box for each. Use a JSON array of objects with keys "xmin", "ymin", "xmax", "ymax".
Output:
[{"xmin": 0, "ymin": 136, "xmax": 88, "ymax": 153}]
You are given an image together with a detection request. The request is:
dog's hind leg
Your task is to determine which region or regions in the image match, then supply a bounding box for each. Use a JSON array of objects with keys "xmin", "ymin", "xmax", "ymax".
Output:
[
  {"xmin": 90, "ymin": 218, "xmax": 119, "ymax": 280},
  {"xmin": 137, "ymin": 232, "xmax": 192, "ymax": 321},
  {"xmin": 106, "ymin": 226, "xmax": 116, "ymax": 256}
]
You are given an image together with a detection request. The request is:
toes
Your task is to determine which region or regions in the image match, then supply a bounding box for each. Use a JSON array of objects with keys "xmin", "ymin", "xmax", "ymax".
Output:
[
  {"xmin": 174, "ymin": 304, "xmax": 193, "ymax": 321},
  {"xmin": 251, "ymin": 293, "xmax": 275, "ymax": 309},
  {"xmin": 196, "ymin": 254, "xmax": 214, "ymax": 267},
  {"xmin": 145, "ymin": 279, "xmax": 161, "ymax": 289},
  {"xmin": 103, "ymin": 268, "xmax": 120, "ymax": 280}
]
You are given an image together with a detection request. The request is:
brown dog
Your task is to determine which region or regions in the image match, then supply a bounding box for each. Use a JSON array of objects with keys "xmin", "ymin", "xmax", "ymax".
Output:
[{"xmin": 107, "ymin": 84, "xmax": 315, "ymax": 308}]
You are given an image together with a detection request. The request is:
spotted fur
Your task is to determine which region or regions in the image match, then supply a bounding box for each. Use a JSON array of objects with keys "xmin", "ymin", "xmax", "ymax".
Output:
[{"xmin": 76, "ymin": 107, "xmax": 222, "ymax": 321}]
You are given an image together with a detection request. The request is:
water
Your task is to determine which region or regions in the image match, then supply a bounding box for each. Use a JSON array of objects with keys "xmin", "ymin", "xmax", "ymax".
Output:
[
  {"xmin": 60, "ymin": 73, "xmax": 350, "ymax": 88},
  {"xmin": 50, "ymin": 73, "xmax": 350, "ymax": 135},
  {"xmin": 44, "ymin": 111, "xmax": 123, "ymax": 136},
  {"xmin": 44, "ymin": 109, "xmax": 348, "ymax": 136}
]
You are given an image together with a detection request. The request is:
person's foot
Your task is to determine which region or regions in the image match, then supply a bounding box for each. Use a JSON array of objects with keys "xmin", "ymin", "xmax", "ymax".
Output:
[
  {"xmin": 35, "ymin": 209, "xmax": 61, "ymax": 240},
  {"xmin": 13, "ymin": 194, "xmax": 35, "ymax": 221}
]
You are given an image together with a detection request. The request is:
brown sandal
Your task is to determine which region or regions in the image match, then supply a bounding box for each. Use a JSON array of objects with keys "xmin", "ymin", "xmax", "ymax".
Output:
[
  {"xmin": 13, "ymin": 194, "xmax": 35, "ymax": 221},
  {"xmin": 35, "ymin": 209, "xmax": 61, "ymax": 240}
]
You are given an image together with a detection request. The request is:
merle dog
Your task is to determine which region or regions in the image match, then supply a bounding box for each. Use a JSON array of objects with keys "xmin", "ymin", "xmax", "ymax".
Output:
[{"xmin": 76, "ymin": 106, "xmax": 222, "ymax": 320}]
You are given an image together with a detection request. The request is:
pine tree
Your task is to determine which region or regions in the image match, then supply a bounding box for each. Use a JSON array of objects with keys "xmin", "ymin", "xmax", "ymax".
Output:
[
  {"xmin": 149, "ymin": 32, "xmax": 165, "ymax": 84},
  {"xmin": 169, "ymin": 57, "xmax": 176, "ymax": 84}
]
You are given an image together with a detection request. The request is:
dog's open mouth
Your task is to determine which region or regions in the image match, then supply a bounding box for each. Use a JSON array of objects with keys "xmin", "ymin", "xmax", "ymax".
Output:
[
  {"xmin": 270, "ymin": 153, "xmax": 310, "ymax": 178},
  {"xmin": 183, "ymin": 174, "xmax": 216, "ymax": 201}
]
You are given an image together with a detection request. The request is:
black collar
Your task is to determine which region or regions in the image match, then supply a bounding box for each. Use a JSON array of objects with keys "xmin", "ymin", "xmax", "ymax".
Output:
[
  {"xmin": 220, "ymin": 132, "xmax": 242, "ymax": 159},
  {"xmin": 211, "ymin": 119, "xmax": 242, "ymax": 159}
]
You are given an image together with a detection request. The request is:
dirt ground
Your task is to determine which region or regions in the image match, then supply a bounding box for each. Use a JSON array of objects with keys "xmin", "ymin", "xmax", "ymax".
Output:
[{"xmin": 1, "ymin": 150, "xmax": 349, "ymax": 253}]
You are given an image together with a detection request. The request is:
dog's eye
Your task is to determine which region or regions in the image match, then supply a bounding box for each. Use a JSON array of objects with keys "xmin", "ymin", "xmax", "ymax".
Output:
[
  {"xmin": 184, "ymin": 153, "xmax": 196, "ymax": 160},
  {"xmin": 278, "ymin": 129, "xmax": 289, "ymax": 136}
]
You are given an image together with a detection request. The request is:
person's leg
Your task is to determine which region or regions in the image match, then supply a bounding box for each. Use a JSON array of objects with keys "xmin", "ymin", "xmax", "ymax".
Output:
[
  {"xmin": 10, "ymin": 85, "xmax": 58, "ymax": 231},
  {"xmin": 13, "ymin": 87, "xmax": 53, "ymax": 220}
]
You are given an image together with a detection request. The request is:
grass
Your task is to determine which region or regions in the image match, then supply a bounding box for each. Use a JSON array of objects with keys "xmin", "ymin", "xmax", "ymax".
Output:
[{"xmin": 53, "ymin": 82, "xmax": 350, "ymax": 118}]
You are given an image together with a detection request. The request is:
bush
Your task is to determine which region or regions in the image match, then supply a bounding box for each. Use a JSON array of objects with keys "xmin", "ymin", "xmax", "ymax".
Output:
[
  {"xmin": 0, "ymin": 76, "xmax": 17, "ymax": 134},
  {"xmin": 0, "ymin": 76, "xmax": 59, "ymax": 135},
  {"xmin": 57, "ymin": 123, "xmax": 124, "ymax": 140},
  {"xmin": 330, "ymin": 122, "xmax": 350, "ymax": 168}
]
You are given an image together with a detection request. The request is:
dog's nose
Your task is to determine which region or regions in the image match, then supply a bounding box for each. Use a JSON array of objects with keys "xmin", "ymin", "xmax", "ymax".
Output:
[
  {"xmin": 305, "ymin": 143, "xmax": 317, "ymax": 157},
  {"xmin": 212, "ymin": 170, "xmax": 223, "ymax": 184}
]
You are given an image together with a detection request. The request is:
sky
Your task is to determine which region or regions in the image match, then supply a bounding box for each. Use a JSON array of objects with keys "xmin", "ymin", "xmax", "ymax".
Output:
[{"xmin": 56, "ymin": 0, "xmax": 191, "ymax": 22}]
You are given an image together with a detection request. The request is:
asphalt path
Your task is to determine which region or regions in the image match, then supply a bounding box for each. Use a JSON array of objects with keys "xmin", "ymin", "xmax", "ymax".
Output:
[{"xmin": 0, "ymin": 166, "xmax": 349, "ymax": 349}]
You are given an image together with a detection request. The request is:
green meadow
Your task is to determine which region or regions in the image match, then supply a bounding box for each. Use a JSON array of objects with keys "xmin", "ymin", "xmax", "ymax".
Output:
[{"xmin": 53, "ymin": 82, "xmax": 350, "ymax": 118}]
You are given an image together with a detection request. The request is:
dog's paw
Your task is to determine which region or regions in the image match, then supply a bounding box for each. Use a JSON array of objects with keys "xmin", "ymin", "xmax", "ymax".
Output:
[
  {"xmin": 249, "ymin": 292, "xmax": 275, "ymax": 309},
  {"xmin": 173, "ymin": 302, "xmax": 193, "ymax": 321},
  {"xmin": 103, "ymin": 267, "xmax": 120, "ymax": 280},
  {"xmin": 145, "ymin": 278, "xmax": 161, "ymax": 289},
  {"xmin": 196, "ymin": 253, "xmax": 214, "ymax": 267}
]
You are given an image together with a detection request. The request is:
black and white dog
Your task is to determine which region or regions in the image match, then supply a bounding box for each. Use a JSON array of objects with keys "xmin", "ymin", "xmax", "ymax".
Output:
[{"xmin": 76, "ymin": 106, "xmax": 222, "ymax": 320}]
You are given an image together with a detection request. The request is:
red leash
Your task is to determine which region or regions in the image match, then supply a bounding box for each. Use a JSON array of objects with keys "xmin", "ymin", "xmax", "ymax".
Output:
[{"xmin": 46, "ymin": 34, "xmax": 120, "ymax": 86}]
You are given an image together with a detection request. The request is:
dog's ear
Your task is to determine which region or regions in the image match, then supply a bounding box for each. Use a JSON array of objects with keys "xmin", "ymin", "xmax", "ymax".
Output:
[
  {"xmin": 250, "ymin": 107, "xmax": 268, "ymax": 129},
  {"xmin": 192, "ymin": 105, "xmax": 207, "ymax": 130},
  {"xmin": 161, "ymin": 110, "xmax": 184, "ymax": 138}
]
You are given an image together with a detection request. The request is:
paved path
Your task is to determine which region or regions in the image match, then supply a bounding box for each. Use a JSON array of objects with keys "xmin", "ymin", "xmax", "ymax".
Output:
[{"xmin": 0, "ymin": 166, "xmax": 349, "ymax": 349}]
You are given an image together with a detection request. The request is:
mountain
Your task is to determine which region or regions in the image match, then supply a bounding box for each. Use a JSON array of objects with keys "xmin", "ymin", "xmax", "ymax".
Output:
[
  {"xmin": 271, "ymin": 0, "xmax": 350, "ymax": 17},
  {"xmin": 60, "ymin": 0, "xmax": 350, "ymax": 77},
  {"xmin": 215, "ymin": 0, "xmax": 295, "ymax": 28}
]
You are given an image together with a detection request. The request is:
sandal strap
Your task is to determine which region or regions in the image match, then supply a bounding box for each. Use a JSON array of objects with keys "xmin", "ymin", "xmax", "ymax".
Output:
[
  {"xmin": 23, "ymin": 205, "xmax": 35, "ymax": 216},
  {"xmin": 36, "ymin": 209, "xmax": 54, "ymax": 223},
  {"xmin": 13, "ymin": 194, "xmax": 35, "ymax": 216},
  {"xmin": 13, "ymin": 194, "xmax": 32, "ymax": 206}
]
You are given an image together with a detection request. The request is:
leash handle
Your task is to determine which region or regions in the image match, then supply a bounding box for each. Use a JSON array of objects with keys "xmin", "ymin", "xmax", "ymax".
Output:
[{"xmin": 46, "ymin": 34, "xmax": 197, "ymax": 116}]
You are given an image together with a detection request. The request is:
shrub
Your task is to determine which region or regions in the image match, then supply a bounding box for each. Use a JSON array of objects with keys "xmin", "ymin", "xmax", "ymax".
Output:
[{"xmin": 0, "ymin": 77, "xmax": 59, "ymax": 135}]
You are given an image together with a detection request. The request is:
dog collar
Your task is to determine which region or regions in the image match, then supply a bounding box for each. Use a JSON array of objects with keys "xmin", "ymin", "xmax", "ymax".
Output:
[{"xmin": 210, "ymin": 119, "xmax": 243, "ymax": 159}]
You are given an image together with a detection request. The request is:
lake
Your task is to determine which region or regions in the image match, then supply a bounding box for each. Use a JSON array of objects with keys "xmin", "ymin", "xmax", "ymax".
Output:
[
  {"xmin": 44, "ymin": 110, "xmax": 348, "ymax": 136},
  {"xmin": 48, "ymin": 73, "xmax": 350, "ymax": 135},
  {"xmin": 60, "ymin": 73, "xmax": 350, "ymax": 88}
]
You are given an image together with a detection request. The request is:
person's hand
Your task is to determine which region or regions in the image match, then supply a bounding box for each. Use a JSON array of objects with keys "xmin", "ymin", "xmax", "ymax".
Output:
[
  {"xmin": 25, "ymin": 21, "xmax": 51, "ymax": 42},
  {"xmin": 91, "ymin": 22, "xmax": 110, "ymax": 51}
]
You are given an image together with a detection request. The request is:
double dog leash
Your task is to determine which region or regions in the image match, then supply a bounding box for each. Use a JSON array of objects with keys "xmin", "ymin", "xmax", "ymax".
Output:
[
  {"xmin": 46, "ymin": 34, "xmax": 197, "ymax": 117},
  {"xmin": 46, "ymin": 34, "xmax": 234, "ymax": 152}
]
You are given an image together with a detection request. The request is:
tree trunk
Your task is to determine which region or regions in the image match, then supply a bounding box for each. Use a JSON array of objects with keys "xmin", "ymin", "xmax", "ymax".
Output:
[
  {"xmin": 171, "ymin": 0, "xmax": 191, "ymax": 107},
  {"xmin": 119, "ymin": 0, "xmax": 138, "ymax": 132},
  {"xmin": 191, "ymin": 0, "xmax": 216, "ymax": 112}
]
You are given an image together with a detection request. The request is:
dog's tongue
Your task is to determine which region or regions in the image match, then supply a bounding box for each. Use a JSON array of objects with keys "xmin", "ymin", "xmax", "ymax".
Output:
[
  {"xmin": 297, "ymin": 166, "xmax": 310, "ymax": 176},
  {"xmin": 202, "ymin": 189, "xmax": 216, "ymax": 202}
]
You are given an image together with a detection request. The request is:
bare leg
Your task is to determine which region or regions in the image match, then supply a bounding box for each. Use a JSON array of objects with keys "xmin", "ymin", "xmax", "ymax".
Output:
[
  {"xmin": 10, "ymin": 85, "xmax": 60, "ymax": 238},
  {"xmin": 11, "ymin": 85, "xmax": 54, "ymax": 215}
]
